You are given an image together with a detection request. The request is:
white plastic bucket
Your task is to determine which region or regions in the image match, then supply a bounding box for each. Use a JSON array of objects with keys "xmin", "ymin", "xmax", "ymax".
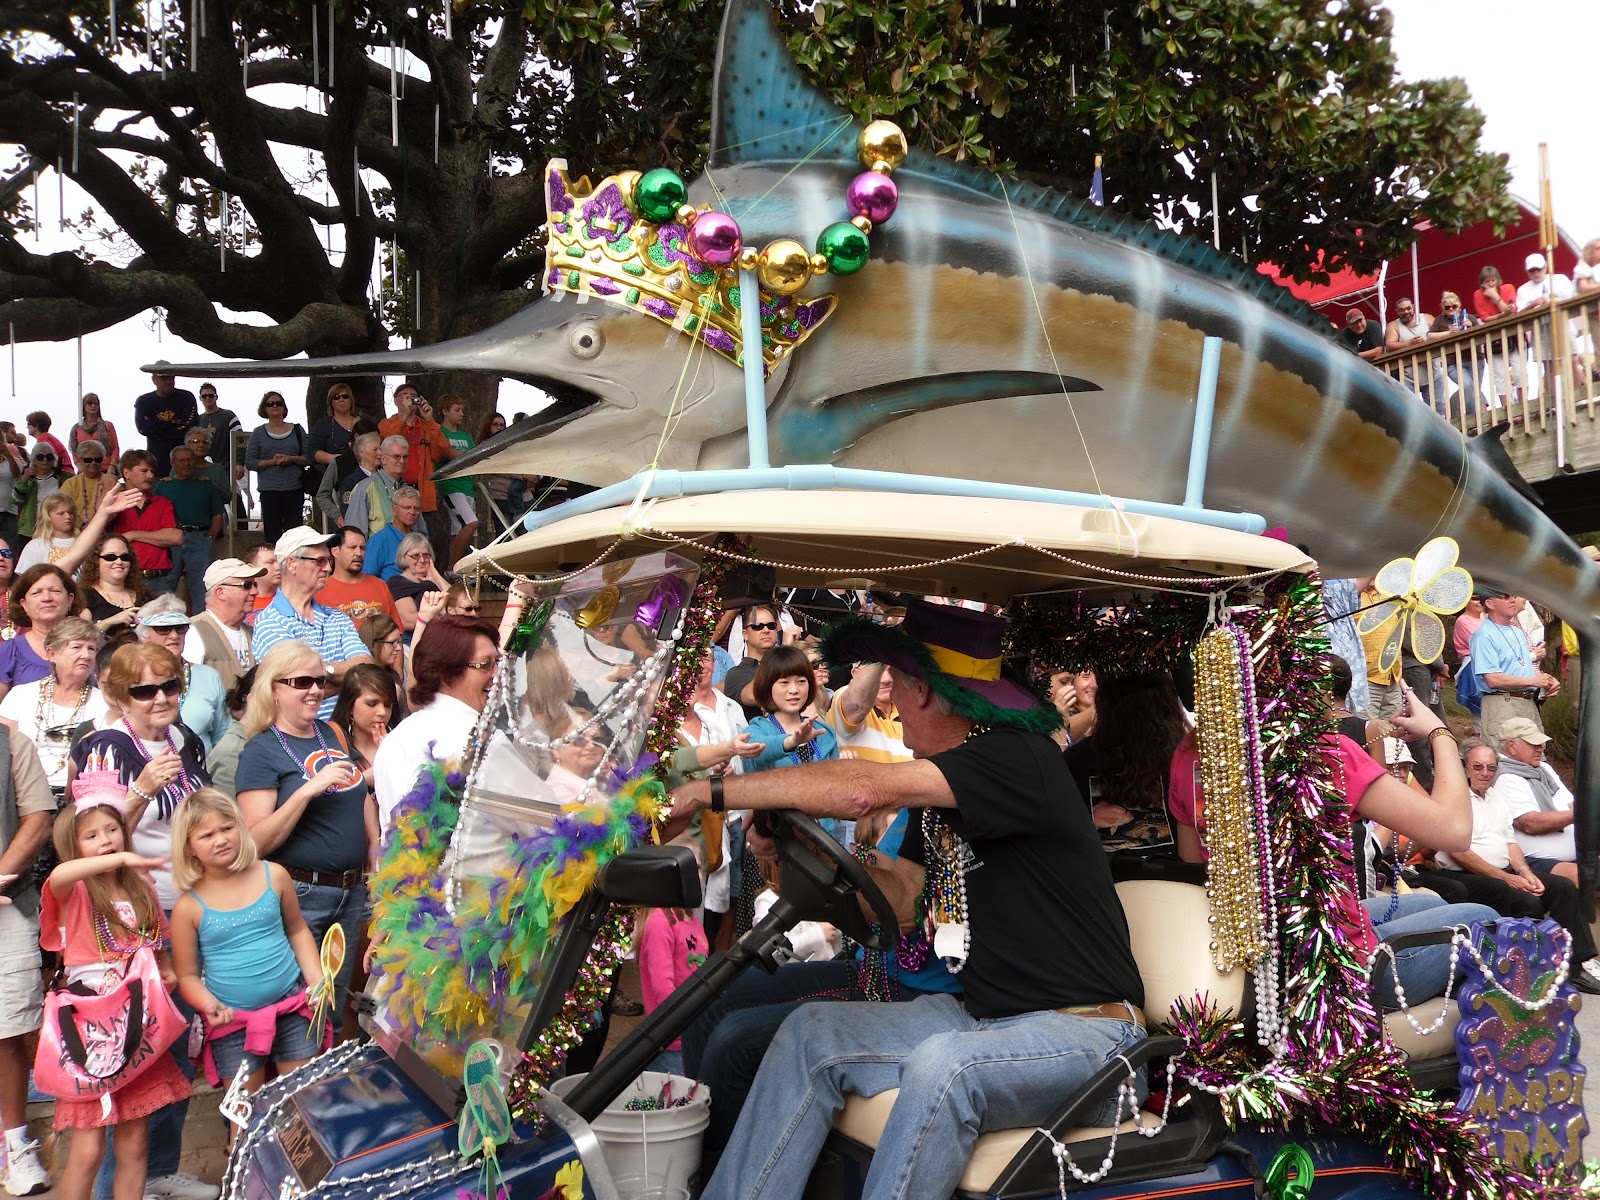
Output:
[{"xmin": 550, "ymin": 1071, "xmax": 710, "ymax": 1200}]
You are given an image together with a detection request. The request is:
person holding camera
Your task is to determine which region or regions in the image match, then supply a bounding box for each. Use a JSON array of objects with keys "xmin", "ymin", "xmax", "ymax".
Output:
[{"xmin": 376, "ymin": 384, "xmax": 456, "ymax": 569}]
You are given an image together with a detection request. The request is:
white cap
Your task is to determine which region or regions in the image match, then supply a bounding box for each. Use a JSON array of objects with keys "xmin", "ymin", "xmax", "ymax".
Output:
[
  {"xmin": 273, "ymin": 526, "xmax": 338, "ymax": 558},
  {"xmin": 203, "ymin": 558, "xmax": 266, "ymax": 591},
  {"xmin": 1525, "ymin": 253, "xmax": 1547, "ymax": 270}
]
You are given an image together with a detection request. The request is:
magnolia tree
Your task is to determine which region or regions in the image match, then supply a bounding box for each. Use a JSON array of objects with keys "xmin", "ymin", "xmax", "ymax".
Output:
[{"xmin": 0, "ymin": 0, "xmax": 1513, "ymax": 424}]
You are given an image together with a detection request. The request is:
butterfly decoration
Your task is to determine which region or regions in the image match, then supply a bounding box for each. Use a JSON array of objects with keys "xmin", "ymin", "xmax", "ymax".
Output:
[
  {"xmin": 459, "ymin": 1041, "xmax": 515, "ymax": 1200},
  {"xmin": 533, "ymin": 1162, "xmax": 586, "ymax": 1200},
  {"xmin": 306, "ymin": 924, "xmax": 347, "ymax": 1046},
  {"xmin": 1262, "ymin": 1142, "xmax": 1314, "ymax": 1200},
  {"xmin": 1354, "ymin": 537, "xmax": 1473, "ymax": 674}
]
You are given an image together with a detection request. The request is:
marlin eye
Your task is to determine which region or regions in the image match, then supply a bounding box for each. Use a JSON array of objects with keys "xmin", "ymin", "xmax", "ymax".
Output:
[{"xmin": 568, "ymin": 324, "xmax": 604, "ymax": 359}]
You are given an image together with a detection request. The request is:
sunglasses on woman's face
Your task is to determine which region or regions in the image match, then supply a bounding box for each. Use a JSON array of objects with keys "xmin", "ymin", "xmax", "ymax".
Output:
[
  {"xmin": 79, "ymin": 456, "xmax": 103, "ymax": 464},
  {"xmin": 99, "ymin": 552, "xmax": 133, "ymax": 563},
  {"xmin": 277, "ymin": 674, "xmax": 331, "ymax": 692},
  {"xmin": 126, "ymin": 677, "xmax": 183, "ymax": 701}
]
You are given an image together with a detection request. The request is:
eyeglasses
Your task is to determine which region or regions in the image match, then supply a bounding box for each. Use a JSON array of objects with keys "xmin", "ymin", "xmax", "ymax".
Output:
[
  {"xmin": 265, "ymin": 401, "xmax": 287, "ymax": 410},
  {"xmin": 746, "ymin": 621, "xmax": 779, "ymax": 632},
  {"xmin": 466, "ymin": 657, "xmax": 501, "ymax": 671},
  {"xmin": 1442, "ymin": 304, "xmax": 1459, "ymax": 311},
  {"xmin": 126, "ymin": 677, "xmax": 183, "ymax": 701},
  {"xmin": 333, "ymin": 393, "xmax": 354, "ymax": 401},
  {"xmin": 79, "ymin": 456, "xmax": 103, "ymax": 464},
  {"xmin": 200, "ymin": 393, "xmax": 217, "ymax": 400},
  {"xmin": 277, "ymin": 674, "xmax": 331, "ymax": 691},
  {"xmin": 217, "ymin": 580, "xmax": 257, "ymax": 591},
  {"xmin": 99, "ymin": 552, "xmax": 134, "ymax": 563},
  {"xmin": 295, "ymin": 554, "xmax": 333, "ymax": 569},
  {"xmin": 1468, "ymin": 763, "xmax": 1497, "ymax": 771},
  {"xmin": 453, "ymin": 604, "xmax": 481, "ymax": 614},
  {"xmin": 377, "ymin": 637, "xmax": 402, "ymax": 649},
  {"xmin": 0, "ymin": 548, "xmax": 12, "ymax": 560},
  {"xmin": 33, "ymin": 454, "xmax": 55, "ymax": 462}
]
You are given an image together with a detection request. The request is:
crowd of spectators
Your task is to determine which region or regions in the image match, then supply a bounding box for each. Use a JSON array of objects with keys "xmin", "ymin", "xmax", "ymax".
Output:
[{"xmin": 1337, "ymin": 239, "xmax": 1600, "ymax": 414}]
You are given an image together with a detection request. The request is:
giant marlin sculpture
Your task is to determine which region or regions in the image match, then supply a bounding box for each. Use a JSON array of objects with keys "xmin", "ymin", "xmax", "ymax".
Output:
[{"xmin": 152, "ymin": 1, "xmax": 1599, "ymax": 856}]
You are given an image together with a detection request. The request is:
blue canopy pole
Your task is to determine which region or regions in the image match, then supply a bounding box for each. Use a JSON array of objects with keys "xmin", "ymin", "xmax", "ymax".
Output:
[
  {"xmin": 738, "ymin": 267, "xmax": 770, "ymax": 469},
  {"xmin": 1183, "ymin": 336, "xmax": 1224, "ymax": 509}
]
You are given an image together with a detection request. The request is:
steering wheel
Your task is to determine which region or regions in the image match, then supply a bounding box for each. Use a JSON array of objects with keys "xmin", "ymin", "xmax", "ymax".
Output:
[{"xmin": 769, "ymin": 810, "xmax": 900, "ymax": 952}]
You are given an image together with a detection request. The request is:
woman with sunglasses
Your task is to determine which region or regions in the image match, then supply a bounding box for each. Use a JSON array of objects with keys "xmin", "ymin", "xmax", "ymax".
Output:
[
  {"xmin": 13, "ymin": 442, "xmax": 72, "ymax": 539},
  {"xmin": 80, "ymin": 533, "xmax": 156, "ymax": 640},
  {"xmin": 236, "ymin": 639, "xmax": 370, "ymax": 1022},
  {"xmin": 308, "ymin": 383, "xmax": 378, "ymax": 500},
  {"xmin": 133, "ymin": 595, "xmax": 230, "ymax": 754},
  {"xmin": 0, "ymin": 616, "xmax": 107, "ymax": 794},
  {"xmin": 69, "ymin": 393, "xmax": 120, "ymax": 469},
  {"xmin": 0, "ymin": 532, "xmax": 16, "ymax": 633},
  {"xmin": 358, "ymin": 613, "xmax": 410, "ymax": 717},
  {"xmin": 386, "ymin": 533, "xmax": 447, "ymax": 636},
  {"xmin": 0, "ymin": 563, "xmax": 88, "ymax": 704},
  {"xmin": 17, "ymin": 492, "xmax": 80, "ymax": 572},
  {"xmin": 245, "ymin": 392, "xmax": 310, "ymax": 545}
]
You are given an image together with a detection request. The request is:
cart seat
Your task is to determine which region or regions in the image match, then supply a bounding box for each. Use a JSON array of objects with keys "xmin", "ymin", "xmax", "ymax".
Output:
[
  {"xmin": 1382, "ymin": 998, "xmax": 1458, "ymax": 1061},
  {"xmin": 828, "ymin": 878, "xmax": 1244, "ymax": 1195}
]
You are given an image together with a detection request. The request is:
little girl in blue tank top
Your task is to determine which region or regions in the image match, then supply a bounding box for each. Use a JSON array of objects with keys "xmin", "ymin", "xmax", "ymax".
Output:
[{"xmin": 168, "ymin": 790, "xmax": 325, "ymax": 1099}]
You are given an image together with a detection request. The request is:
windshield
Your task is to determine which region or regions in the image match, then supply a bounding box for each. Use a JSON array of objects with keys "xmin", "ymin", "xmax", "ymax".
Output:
[{"xmin": 365, "ymin": 550, "xmax": 698, "ymax": 1082}]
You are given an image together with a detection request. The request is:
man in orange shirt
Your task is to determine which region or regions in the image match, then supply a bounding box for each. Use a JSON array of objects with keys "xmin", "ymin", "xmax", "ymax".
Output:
[
  {"xmin": 377, "ymin": 382, "xmax": 455, "ymax": 567},
  {"xmin": 315, "ymin": 525, "xmax": 399, "ymax": 629}
]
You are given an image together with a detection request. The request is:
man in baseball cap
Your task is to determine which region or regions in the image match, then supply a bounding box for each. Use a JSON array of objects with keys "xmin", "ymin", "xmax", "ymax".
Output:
[
  {"xmin": 183, "ymin": 558, "xmax": 266, "ymax": 689},
  {"xmin": 250, "ymin": 527, "xmax": 370, "ymax": 719}
]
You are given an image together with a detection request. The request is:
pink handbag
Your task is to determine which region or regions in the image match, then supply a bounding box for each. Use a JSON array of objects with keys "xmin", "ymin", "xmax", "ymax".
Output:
[{"xmin": 33, "ymin": 947, "xmax": 186, "ymax": 1100}]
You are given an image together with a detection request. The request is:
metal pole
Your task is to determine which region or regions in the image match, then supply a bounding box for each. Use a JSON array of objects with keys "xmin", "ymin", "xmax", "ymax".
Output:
[
  {"xmin": 1210, "ymin": 171, "xmax": 1220, "ymax": 251},
  {"xmin": 1183, "ymin": 337, "xmax": 1224, "ymax": 509},
  {"xmin": 737, "ymin": 267, "xmax": 769, "ymax": 468}
]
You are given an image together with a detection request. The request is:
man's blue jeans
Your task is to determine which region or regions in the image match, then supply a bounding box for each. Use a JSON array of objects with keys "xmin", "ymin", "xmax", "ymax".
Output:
[
  {"xmin": 166, "ymin": 531, "xmax": 213, "ymax": 614},
  {"xmin": 700, "ymin": 992, "xmax": 1144, "ymax": 1200},
  {"xmin": 1363, "ymin": 892, "xmax": 1497, "ymax": 1010}
]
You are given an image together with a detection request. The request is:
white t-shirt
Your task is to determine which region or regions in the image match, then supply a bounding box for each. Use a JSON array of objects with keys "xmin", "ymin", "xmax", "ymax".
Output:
[
  {"xmin": 1494, "ymin": 767, "xmax": 1576, "ymax": 863},
  {"xmin": 17, "ymin": 537, "xmax": 73, "ymax": 572},
  {"xmin": 1436, "ymin": 789, "xmax": 1517, "ymax": 872},
  {"xmin": 676, "ymin": 691, "xmax": 749, "ymax": 914},
  {"xmin": 183, "ymin": 618, "xmax": 251, "ymax": 668},
  {"xmin": 373, "ymin": 693, "xmax": 482, "ymax": 830},
  {"xmin": 1516, "ymin": 273, "xmax": 1575, "ymax": 310},
  {"xmin": 0, "ymin": 680, "xmax": 108, "ymax": 788}
]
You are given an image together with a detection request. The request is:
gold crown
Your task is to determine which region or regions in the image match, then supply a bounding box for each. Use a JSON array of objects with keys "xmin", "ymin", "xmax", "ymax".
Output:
[{"xmin": 542, "ymin": 159, "xmax": 837, "ymax": 375}]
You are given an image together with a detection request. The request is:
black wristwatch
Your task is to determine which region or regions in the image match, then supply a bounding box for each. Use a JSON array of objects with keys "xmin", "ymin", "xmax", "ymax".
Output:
[{"xmin": 709, "ymin": 776, "xmax": 725, "ymax": 814}]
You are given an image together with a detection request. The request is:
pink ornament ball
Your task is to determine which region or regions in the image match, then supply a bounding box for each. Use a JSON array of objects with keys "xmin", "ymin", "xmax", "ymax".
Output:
[
  {"xmin": 847, "ymin": 171, "xmax": 898, "ymax": 225},
  {"xmin": 687, "ymin": 210, "xmax": 743, "ymax": 266}
]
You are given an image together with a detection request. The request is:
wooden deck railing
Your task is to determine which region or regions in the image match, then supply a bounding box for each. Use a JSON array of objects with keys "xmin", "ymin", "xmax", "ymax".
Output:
[{"xmin": 1374, "ymin": 290, "xmax": 1600, "ymax": 464}]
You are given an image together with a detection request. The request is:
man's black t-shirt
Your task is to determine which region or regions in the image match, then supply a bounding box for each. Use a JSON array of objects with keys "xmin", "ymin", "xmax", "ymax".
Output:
[
  {"xmin": 899, "ymin": 727, "xmax": 1144, "ymax": 1019},
  {"xmin": 1338, "ymin": 321, "xmax": 1383, "ymax": 357},
  {"xmin": 722, "ymin": 656, "xmax": 762, "ymax": 721}
]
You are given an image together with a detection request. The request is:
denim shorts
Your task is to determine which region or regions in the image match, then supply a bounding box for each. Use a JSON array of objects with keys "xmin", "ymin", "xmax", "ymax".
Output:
[{"xmin": 210, "ymin": 1011, "xmax": 317, "ymax": 1080}]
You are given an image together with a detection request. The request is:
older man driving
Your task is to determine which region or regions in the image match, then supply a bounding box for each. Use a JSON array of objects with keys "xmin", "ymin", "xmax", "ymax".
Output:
[{"xmin": 670, "ymin": 600, "xmax": 1143, "ymax": 1200}]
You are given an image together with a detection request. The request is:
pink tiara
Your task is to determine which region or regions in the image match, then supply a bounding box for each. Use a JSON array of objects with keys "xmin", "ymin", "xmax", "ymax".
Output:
[{"xmin": 72, "ymin": 766, "xmax": 128, "ymax": 814}]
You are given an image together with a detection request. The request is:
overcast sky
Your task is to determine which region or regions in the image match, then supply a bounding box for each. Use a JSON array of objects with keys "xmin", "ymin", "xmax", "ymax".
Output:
[{"xmin": 10, "ymin": 1, "xmax": 1597, "ymax": 454}]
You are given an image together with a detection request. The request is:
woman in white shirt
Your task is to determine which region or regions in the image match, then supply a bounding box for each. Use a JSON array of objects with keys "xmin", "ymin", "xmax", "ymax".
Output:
[{"xmin": 0, "ymin": 616, "xmax": 108, "ymax": 792}]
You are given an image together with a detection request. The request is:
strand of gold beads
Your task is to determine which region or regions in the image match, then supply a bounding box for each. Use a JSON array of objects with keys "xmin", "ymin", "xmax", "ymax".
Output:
[{"xmin": 1194, "ymin": 623, "xmax": 1269, "ymax": 973}]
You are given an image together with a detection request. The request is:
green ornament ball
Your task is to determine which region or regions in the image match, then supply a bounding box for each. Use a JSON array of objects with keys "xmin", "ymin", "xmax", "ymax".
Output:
[
  {"xmin": 816, "ymin": 221, "xmax": 870, "ymax": 275},
  {"xmin": 635, "ymin": 169, "xmax": 688, "ymax": 223}
]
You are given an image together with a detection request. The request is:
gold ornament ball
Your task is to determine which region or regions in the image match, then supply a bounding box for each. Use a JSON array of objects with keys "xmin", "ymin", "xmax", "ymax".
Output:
[
  {"xmin": 757, "ymin": 239, "xmax": 813, "ymax": 294},
  {"xmin": 850, "ymin": 215, "xmax": 873, "ymax": 235},
  {"xmin": 736, "ymin": 246, "xmax": 762, "ymax": 272},
  {"xmin": 676, "ymin": 203, "xmax": 699, "ymax": 225},
  {"xmin": 810, "ymin": 253, "xmax": 830, "ymax": 275},
  {"xmin": 857, "ymin": 120, "xmax": 908, "ymax": 172}
]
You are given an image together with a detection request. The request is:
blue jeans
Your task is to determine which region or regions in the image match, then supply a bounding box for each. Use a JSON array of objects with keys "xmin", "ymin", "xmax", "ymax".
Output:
[
  {"xmin": 290, "ymin": 877, "xmax": 367, "ymax": 1023},
  {"xmin": 1364, "ymin": 893, "xmax": 1498, "ymax": 1010},
  {"xmin": 700, "ymin": 992, "xmax": 1144, "ymax": 1200},
  {"xmin": 165, "ymin": 531, "xmax": 213, "ymax": 614},
  {"xmin": 94, "ymin": 983, "xmax": 195, "ymax": 1197}
]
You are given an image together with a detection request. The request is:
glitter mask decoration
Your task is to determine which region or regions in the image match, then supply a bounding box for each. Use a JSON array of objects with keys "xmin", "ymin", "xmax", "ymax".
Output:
[
  {"xmin": 1354, "ymin": 536, "xmax": 1472, "ymax": 673},
  {"xmin": 541, "ymin": 119, "xmax": 908, "ymax": 376}
]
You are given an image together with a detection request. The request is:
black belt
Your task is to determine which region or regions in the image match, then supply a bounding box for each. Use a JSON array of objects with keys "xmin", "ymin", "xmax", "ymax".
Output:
[
  {"xmin": 180, "ymin": 524, "xmax": 209, "ymax": 532},
  {"xmin": 281, "ymin": 864, "xmax": 362, "ymax": 888},
  {"xmin": 1490, "ymin": 689, "xmax": 1541, "ymax": 699}
]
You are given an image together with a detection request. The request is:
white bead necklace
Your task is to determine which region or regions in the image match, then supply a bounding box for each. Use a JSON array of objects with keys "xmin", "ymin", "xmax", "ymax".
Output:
[{"xmin": 1038, "ymin": 1056, "xmax": 1181, "ymax": 1190}]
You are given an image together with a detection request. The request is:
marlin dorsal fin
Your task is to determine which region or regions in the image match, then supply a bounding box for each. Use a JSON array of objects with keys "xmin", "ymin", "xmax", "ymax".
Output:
[
  {"xmin": 1472, "ymin": 422, "xmax": 1544, "ymax": 507},
  {"xmin": 709, "ymin": 0, "xmax": 858, "ymax": 169}
]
